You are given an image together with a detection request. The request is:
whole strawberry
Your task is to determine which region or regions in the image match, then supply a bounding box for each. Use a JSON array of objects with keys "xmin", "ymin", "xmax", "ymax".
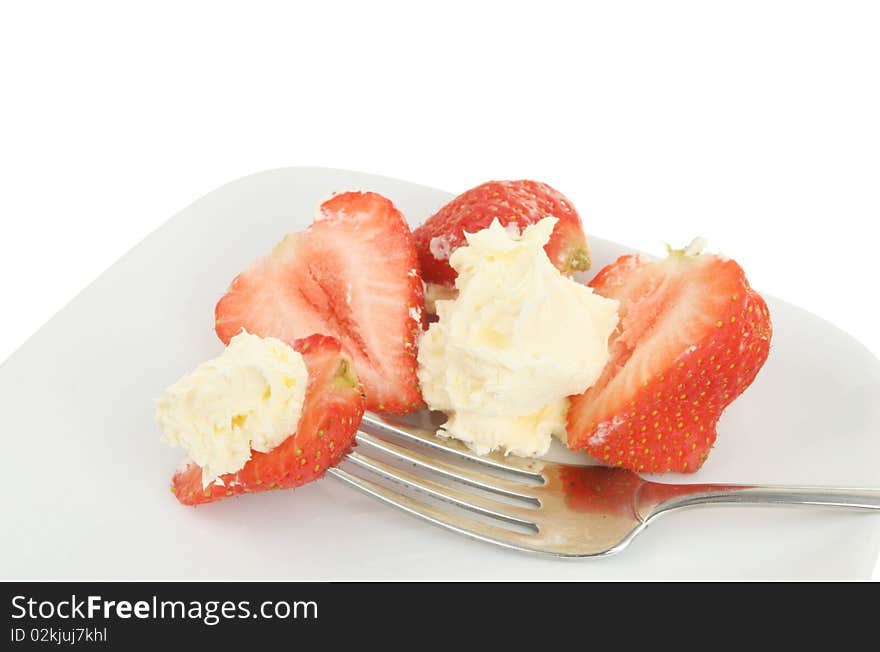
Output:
[
  {"xmin": 414, "ymin": 180, "xmax": 591, "ymax": 289},
  {"xmin": 566, "ymin": 240, "xmax": 772, "ymax": 473}
]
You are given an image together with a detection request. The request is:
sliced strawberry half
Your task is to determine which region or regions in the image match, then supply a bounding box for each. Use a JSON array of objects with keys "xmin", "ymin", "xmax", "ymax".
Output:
[
  {"xmin": 172, "ymin": 334, "xmax": 364, "ymax": 505},
  {"xmin": 566, "ymin": 241, "xmax": 772, "ymax": 473},
  {"xmin": 414, "ymin": 180, "xmax": 591, "ymax": 289},
  {"xmin": 215, "ymin": 191, "xmax": 425, "ymax": 413}
]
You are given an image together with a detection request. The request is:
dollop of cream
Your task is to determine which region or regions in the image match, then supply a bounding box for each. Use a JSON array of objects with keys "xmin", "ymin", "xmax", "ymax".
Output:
[
  {"xmin": 157, "ymin": 331, "xmax": 309, "ymax": 487},
  {"xmin": 417, "ymin": 218, "xmax": 619, "ymax": 457}
]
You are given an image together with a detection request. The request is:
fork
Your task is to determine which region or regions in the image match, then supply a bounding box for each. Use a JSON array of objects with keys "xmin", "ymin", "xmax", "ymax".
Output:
[{"xmin": 327, "ymin": 412, "xmax": 880, "ymax": 557}]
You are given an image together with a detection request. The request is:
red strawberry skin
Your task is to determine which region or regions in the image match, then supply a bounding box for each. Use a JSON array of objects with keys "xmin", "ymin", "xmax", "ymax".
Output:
[
  {"xmin": 215, "ymin": 191, "xmax": 425, "ymax": 414},
  {"xmin": 566, "ymin": 249, "xmax": 772, "ymax": 473},
  {"xmin": 172, "ymin": 334, "xmax": 364, "ymax": 505},
  {"xmin": 414, "ymin": 180, "xmax": 591, "ymax": 287}
]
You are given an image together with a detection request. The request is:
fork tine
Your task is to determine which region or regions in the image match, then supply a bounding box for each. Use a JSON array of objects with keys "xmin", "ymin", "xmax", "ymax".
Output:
[
  {"xmin": 345, "ymin": 450, "xmax": 539, "ymax": 529},
  {"xmin": 327, "ymin": 466, "xmax": 543, "ymax": 553},
  {"xmin": 361, "ymin": 412, "xmax": 545, "ymax": 481},
  {"xmin": 355, "ymin": 431, "xmax": 541, "ymax": 506}
]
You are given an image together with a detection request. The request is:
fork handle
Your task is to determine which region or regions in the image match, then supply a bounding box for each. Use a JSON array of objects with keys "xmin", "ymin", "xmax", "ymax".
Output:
[{"xmin": 636, "ymin": 482, "xmax": 880, "ymax": 521}]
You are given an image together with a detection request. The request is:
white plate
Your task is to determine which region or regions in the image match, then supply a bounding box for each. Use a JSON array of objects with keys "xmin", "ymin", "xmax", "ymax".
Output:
[{"xmin": 3, "ymin": 167, "xmax": 879, "ymax": 580}]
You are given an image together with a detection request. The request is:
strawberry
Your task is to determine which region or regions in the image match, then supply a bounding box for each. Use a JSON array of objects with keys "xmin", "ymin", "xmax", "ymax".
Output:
[
  {"xmin": 172, "ymin": 334, "xmax": 364, "ymax": 505},
  {"xmin": 566, "ymin": 240, "xmax": 772, "ymax": 473},
  {"xmin": 414, "ymin": 180, "xmax": 591, "ymax": 288},
  {"xmin": 215, "ymin": 191, "xmax": 425, "ymax": 414}
]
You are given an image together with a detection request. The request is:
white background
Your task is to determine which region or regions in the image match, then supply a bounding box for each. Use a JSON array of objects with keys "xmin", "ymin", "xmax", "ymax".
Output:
[{"xmin": 1, "ymin": 1, "xmax": 878, "ymax": 578}]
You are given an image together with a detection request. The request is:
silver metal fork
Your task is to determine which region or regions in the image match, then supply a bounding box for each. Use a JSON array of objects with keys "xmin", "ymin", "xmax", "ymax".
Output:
[{"xmin": 327, "ymin": 412, "xmax": 880, "ymax": 557}]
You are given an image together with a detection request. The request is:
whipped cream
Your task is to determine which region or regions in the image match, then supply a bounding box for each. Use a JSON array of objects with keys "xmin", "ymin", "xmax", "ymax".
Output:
[
  {"xmin": 157, "ymin": 331, "xmax": 309, "ymax": 487},
  {"xmin": 417, "ymin": 218, "xmax": 619, "ymax": 457}
]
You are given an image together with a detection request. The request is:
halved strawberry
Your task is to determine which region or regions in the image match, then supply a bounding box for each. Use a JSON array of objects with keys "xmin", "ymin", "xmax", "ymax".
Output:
[
  {"xmin": 414, "ymin": 180, "xmax": 591, "ymax": 289},
  {"xmin": 172, "ymin": 334, "xmax": 364, "ymax": 505},
  {"xmin": 566, "ymin": 241, "xmax": 772, "ymax": 473},
  {"xmin": 215, "ymin": 191, "xmax": 425, "ymax": 414}
]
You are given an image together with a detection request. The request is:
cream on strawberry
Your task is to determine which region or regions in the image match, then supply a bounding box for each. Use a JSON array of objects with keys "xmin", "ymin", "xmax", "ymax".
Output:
[
  {"xmin": 157, "ymin": 331, "xmax": 309, "ymax": 488},
  {"xmin": 417, "ymin": 217, "xmax": 619, "ymax": 457},
  {"xmin": 415, "ymin": 180, "xmax": 593, "ymax": 314}
]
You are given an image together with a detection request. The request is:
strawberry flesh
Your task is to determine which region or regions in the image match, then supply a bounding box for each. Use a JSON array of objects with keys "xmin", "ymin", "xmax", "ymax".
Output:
[{"xmin": 215, "ymin": 191, "xmax": 425, "ymax": 414}]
